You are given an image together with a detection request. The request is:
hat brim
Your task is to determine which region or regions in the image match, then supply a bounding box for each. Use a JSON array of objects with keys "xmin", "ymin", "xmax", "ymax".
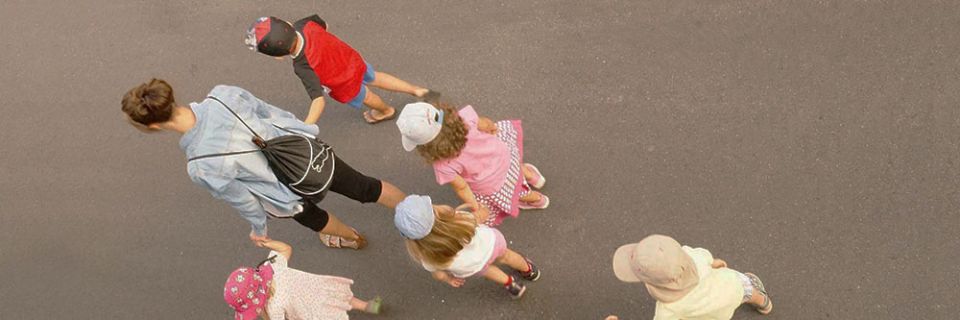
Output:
[
  {"xmin": 642, "ymin": 251, "xmax": 700, "ymax": 303},
  {"xmin": 612, "ymin": 243, "xmax": 642, "ymax": 282},
  {"xmin": 401, "ymin": 136, "xmax": 418, "ymax": 152}
]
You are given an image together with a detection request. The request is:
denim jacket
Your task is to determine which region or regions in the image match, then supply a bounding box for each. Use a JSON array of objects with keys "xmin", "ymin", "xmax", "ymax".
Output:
[{"xmin": 179, "ymin": 85, "xmax": 319, "ymax": 236}]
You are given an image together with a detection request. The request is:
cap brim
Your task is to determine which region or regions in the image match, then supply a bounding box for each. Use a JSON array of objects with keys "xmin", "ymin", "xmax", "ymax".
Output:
[
  {"xmin": 401, "ymin": 136, "xmax": 418, "ymax": 152},
  {"xmin": 612, "ymin": 244, "xmax": 641, "ymax": 282}
]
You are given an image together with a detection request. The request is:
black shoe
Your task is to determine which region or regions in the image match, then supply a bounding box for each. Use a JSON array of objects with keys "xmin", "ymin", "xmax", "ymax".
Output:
[
  {"xmin": 504, "ymin": 276, "xmax": 526, "ymax": 299},
  {"xmin": 520, "ymin": 258, "xmax": 541, "ymax": 281},
  {"xmin": 418, "ymin": 90, "xmax": 441, "ymax": 103}
]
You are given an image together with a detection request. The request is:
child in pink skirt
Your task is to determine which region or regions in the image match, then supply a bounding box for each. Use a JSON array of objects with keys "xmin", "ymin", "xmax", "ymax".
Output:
[
  {"xmin": 396, "ymin": 102, "xmax": 549, "ymax": 226},
  {"xmin": 223, "ymin": 239, "xmax": 382, "ymax": 319},
  {"xmin": 394, "ymin": 195, "xmax": 542, "ymax": 299}
]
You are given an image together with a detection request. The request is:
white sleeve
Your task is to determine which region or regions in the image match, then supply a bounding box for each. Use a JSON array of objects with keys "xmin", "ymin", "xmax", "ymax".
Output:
[{"xmin": 266, "ymin": 250, "xmax": 289, "ymax": 272}]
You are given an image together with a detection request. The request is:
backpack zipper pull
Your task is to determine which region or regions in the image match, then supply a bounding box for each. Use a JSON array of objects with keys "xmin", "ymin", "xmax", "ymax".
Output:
[{"xmin": 252, "ymin": 137, "xmax": 267, "ymax": 148}]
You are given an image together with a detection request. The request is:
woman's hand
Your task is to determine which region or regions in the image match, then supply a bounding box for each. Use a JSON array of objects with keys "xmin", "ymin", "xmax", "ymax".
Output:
[{"xmin": 250, "ymin": 231, "xmax": 270, "ymax": 247}]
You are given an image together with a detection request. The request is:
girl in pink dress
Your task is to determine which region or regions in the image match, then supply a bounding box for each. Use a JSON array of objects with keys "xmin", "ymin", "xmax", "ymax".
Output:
[
  {"xmin": 396, "ymin": 101, "xmax": 549, "ymax": 226},
  {"xmin": 223, "ymin": 239, "xmax": 382, "ymax": 320}
]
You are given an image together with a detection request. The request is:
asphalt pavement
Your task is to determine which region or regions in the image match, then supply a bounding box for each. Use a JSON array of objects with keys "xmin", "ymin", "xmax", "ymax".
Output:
[{"xmin": 1, "ymin": 1, "xmax": 958, "ymax": 319}]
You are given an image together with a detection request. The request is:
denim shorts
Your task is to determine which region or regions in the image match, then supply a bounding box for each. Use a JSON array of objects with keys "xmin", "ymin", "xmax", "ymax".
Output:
[{"xmin": 346, "ymin": 62, "xmax": 376, "ymax": 109}]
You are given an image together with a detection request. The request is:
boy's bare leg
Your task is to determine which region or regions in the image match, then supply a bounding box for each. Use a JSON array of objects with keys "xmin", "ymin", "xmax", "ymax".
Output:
[
  {"xmin": 376, "ymin": 180, "xmax": 406, "ymax": 209},
  {"xmin": 495, "ymin": 249, "xmax": 531, "ymax": 273},
  {"xmin": 369, "ymin": 71, "xmax": 429, "ymax": 97},
  {"xmin": 480, "ymin": 265, "xmax": 510, "ymax": 285}
]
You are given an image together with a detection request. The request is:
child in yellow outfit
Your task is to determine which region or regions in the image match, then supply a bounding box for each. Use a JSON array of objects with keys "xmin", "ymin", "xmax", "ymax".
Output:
[{"xmin": 612, "ymin": 234, "xmax": 772, "ymax": 319}]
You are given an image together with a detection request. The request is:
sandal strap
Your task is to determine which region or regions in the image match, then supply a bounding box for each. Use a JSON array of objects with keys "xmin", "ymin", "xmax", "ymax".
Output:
[{"xmin": 319, "ymin": 234, "xmax": 342, "ymax": 248}]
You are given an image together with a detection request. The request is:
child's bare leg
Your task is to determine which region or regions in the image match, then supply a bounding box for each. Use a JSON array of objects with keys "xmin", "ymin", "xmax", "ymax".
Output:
[
  {"xmin": 376, "ymin": 180, "xmax": 406, "ymax": 209},
  {"xmin": 320, "ymin": 213, "xmax": 360, "ymax": 240},
  {"xmin": 520, "ymin": 190, "xmax": 543, "ymax": 203},
  {"xmin": 362, "ymin": 89, "xmax": 395, "ymax": 119},
  {"xmin": 496, "ymin": 249, "xmax": 532, "ymax": 273},
  {"xmin": 349, "ymin": 297, "xmax": 368, "ymax": 311},
  {"xmin": 369, "ymin": 71, "xmax": 428, "ymax": 97},
  {"xmin": 480, "ymin": 265, "xmax": 510, "ymax": 285}
]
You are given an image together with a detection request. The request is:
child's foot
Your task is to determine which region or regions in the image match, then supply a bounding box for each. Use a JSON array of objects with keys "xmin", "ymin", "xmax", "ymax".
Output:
[
  {"xmin": 363, "ymin": 108, "xmax": 397, "ymax": 124},
  {"xmin": 416, "ymin": 89, "xmax": 441, "ymax": 102},
  {"xmin": 504, "ymin": 276, "xmax": 526, "ymax": 299},
  {"xmin": 745, "ymin": 273, "xmax": 772, "ymax": 315},
  {"xmin": 519, "ymin": 258, "xmax": 541, "ymax": 281},
  {"xmin": 523, "ymin": 164, "xmax": 546, "ymax": 189},
  {"xmin": 518, "ymin": 193, "xmax": 549, "ymax": 210},
  {"xmin": 364, "ymin": 296, "xmax": 383, "ymax": 314}
]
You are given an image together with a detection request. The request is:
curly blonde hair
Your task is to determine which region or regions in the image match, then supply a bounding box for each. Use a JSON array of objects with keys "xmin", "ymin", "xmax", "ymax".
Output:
[
  {"xmin": 405, "ymin": 205, "xmax": 478, "ymax": 268},
  {"xmin": 415, "ymin": 102, "xmax": 468, "ymax": 163}
]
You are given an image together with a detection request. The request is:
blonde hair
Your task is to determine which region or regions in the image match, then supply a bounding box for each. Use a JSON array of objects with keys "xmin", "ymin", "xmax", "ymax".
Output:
[{"xmin": 405, "ymin": 205, "xmax": 478, "ymax": 268}]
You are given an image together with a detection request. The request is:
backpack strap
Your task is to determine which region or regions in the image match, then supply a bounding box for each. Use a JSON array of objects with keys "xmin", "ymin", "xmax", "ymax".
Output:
[
  {"xmin": 187, "ymin": 149, "xmax": 260, "ymax": 162},
  {"xmin": 186, "ymin": 95, "xmax": 265, "ymax": 162},
  {"xmin": 207, "ymin": 95, "xmax": 267, "ymax": 147}
]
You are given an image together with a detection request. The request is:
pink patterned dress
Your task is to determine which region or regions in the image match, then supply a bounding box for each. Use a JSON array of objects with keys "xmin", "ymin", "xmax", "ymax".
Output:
[
  {"xmin": 264, "ymin": 251, "xmax": 355, "ymax": 320},
  {"xmin": 433, "ymin": 106, "xmax": 530, "ymax": 226}
]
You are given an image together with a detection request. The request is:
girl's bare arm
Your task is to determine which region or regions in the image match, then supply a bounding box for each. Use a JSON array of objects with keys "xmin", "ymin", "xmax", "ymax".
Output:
[
  {"xmin": 259, "ymin": 239, "xmax": 293, "ymax": 260},
  {"xmin": 450, "ymin": 175, "xmax": 479, "ymax": 210}
]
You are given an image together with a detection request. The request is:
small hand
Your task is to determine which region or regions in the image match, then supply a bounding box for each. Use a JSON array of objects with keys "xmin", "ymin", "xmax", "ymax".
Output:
[
  {"xmin": 250, "ymin": 231, "xmax": 270, "ymax": 247},
  {"xmin": 711, "ymin": 258, "xmax": 728, "ymax": 269},
  {"xmin": 478, "ymin": 117, "xmax": 499, "ymax": 135},
  {"xmin": 475, "ymin": 204, "xmax": 491, "ymax": 224},
  {"xmin": 605, "ymin": 316, "xmax": 619, "ymax": 320},
  {"xmin": 446, "ymin": 277, "xmax": 466, "ymax": 288}
]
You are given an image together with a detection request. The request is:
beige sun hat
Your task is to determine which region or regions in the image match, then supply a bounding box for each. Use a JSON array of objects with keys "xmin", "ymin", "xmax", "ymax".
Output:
[{"xmin": 612, "ymin": 234, "xmax": 700, "ymax": 303}]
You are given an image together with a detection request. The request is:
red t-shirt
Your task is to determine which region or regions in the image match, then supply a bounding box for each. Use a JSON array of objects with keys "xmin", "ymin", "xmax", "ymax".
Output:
[{"xmin": 292, "ymin": 15, "xmax": 367, "ymax": 103}]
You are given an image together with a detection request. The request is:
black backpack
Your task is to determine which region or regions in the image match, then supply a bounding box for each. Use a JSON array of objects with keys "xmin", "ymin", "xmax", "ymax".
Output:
[{"xmin": 188, "ymin": 96, "xmax": 335, "ymax": 202}]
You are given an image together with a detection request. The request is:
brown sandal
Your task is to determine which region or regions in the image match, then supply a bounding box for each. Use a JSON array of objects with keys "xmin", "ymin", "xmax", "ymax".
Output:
[{"xmin": 319, "ymin": 229, "xmax": 367, "ymax": 250}]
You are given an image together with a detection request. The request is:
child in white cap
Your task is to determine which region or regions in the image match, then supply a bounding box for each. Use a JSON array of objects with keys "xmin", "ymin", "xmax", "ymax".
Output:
[
  {"xmin": 612, "ymin": 234, "xmax": 772, "ymax": 319},
  {"xmin": 396, "ymin": 102, "xmax": 549, "ymax": 226},
  {"xmin": 394, "ymin": 195, "xmax": 542, "ymax": 299}
]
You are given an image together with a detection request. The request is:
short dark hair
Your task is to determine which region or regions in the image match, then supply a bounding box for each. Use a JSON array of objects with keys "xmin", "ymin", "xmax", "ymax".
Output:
[{"xmin": 122, "ymin": 78, "xmax": 175, "ymax": 126}]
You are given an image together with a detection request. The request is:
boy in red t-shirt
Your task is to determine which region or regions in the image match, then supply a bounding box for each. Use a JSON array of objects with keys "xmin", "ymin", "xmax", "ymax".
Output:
[{"xmin": 245, "ymin": 15, "xmax": 437, "ymax": 124}]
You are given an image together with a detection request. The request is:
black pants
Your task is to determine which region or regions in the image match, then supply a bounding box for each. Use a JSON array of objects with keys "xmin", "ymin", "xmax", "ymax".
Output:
[{"xmin": 292, "ymin": 155, "xmax": 383, "ymax": 232}]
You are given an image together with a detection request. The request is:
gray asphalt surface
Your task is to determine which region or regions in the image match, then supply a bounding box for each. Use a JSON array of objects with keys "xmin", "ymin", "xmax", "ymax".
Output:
[{"xmin": 2, "ymin": 1, "xmax": 959, "ymax": 319}]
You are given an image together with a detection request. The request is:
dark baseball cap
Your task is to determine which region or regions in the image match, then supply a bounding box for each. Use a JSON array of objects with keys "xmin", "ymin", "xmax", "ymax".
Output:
[{"xmin": 244, "ymin": 16, "xmax": 297, "ymax": 57}]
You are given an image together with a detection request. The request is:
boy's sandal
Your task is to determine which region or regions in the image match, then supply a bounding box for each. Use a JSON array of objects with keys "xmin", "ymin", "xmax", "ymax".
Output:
[
  {"xmin": 745, "ymin": 273, "xmax": 773, "ymax": 314},
  {"xmin": 365, "ymin": 296, "xmax": 383, "ymax": 314},
  {"xmin": 363, "ymin": 109, "xmax": 397, "ymax": 124}
]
